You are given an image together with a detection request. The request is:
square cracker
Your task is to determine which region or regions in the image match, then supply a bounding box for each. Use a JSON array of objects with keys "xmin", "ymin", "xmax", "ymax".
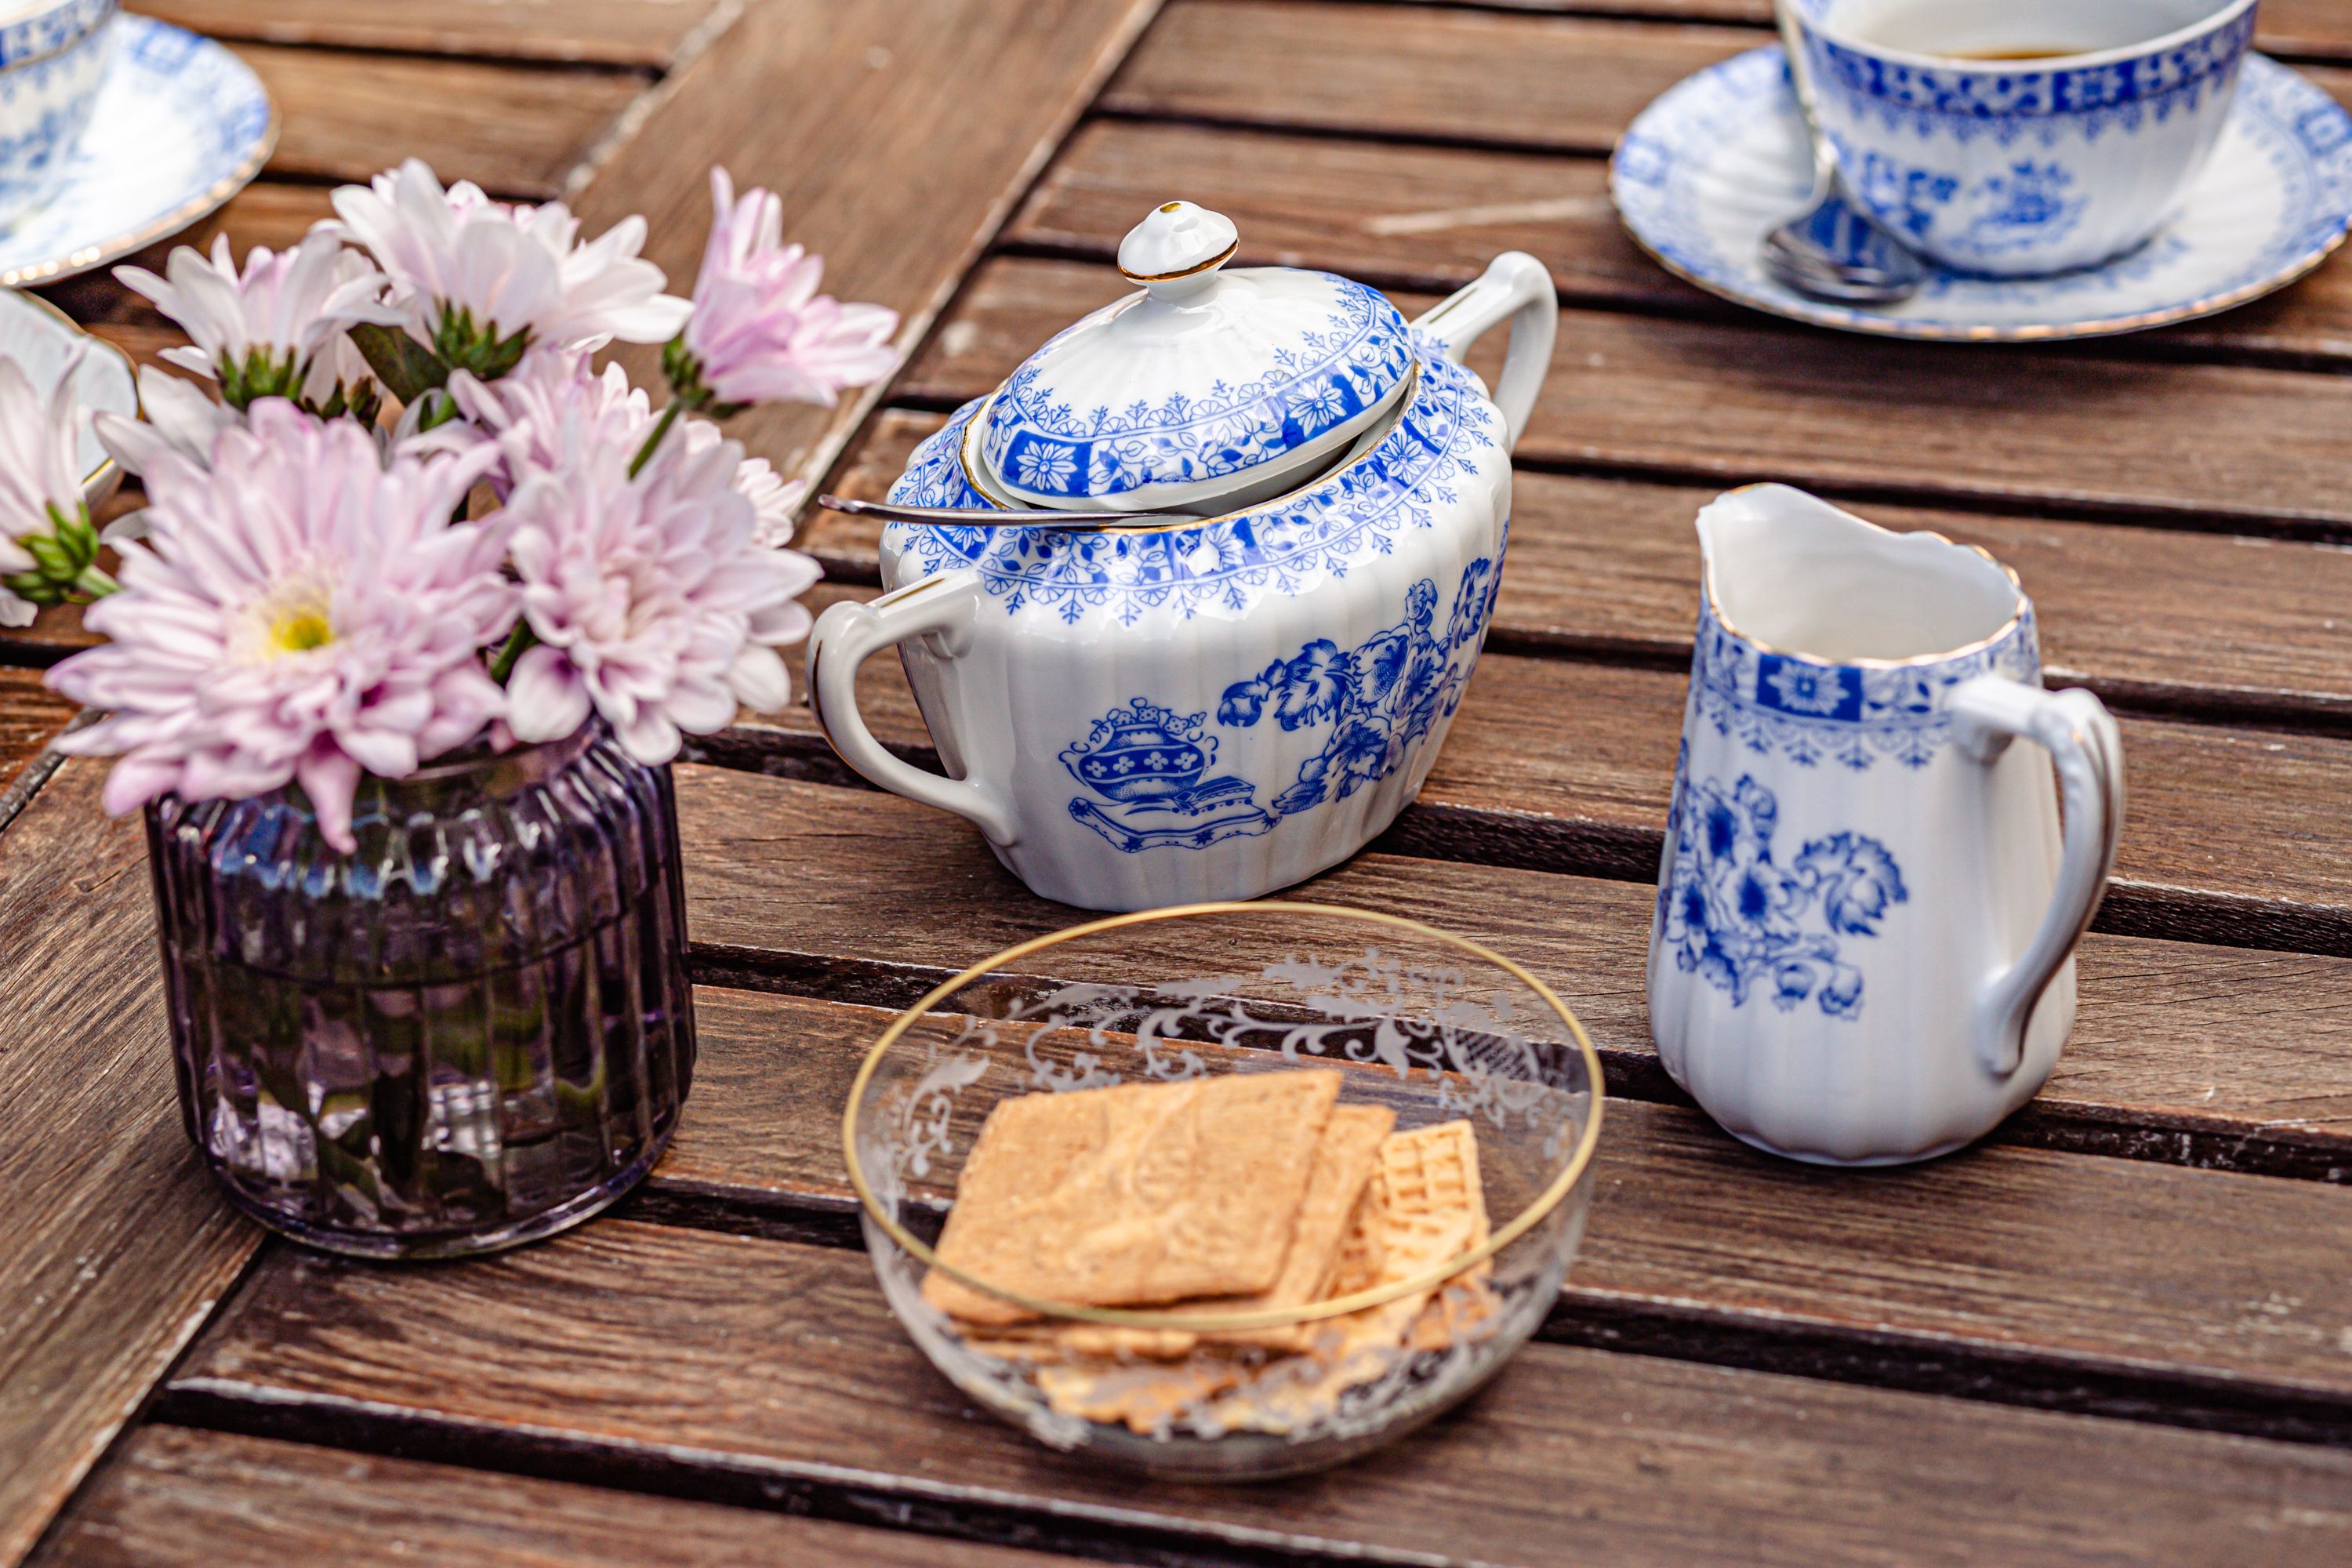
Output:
[
  {"xmin": 1009, "ymin": 1101, "xmax": 1399, "ymax": 1363},
  {"xmin": 923, "ymin": 1069, "xmax": 1341, "ymax": 1324}
]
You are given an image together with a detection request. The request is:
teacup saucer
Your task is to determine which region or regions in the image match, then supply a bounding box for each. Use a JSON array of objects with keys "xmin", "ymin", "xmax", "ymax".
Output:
[
  {"xmin": 0, "ymin": 14, "xmax": 274, "ymax": 289},
  {"xmin": 1611, "ymin": 47, "xmax": 2352, "ymax": 342}
]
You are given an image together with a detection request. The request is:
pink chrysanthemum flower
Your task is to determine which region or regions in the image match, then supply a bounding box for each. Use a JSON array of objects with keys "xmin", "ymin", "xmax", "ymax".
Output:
[
  {"xmin": 447, "ymin": 347, "xmax": 806, "ymax": 540},
  {"xmin": 0, "ymin": 349, "xmax": 98, "ymax": 624},
  {"xmin": 49, "ymin": 403, "xmax": 515, "ymax": 852},
  {"xmin": 332, "ymin": 159, "xmax": 689, "ymax": 373},
  {"xmin": 115, "ymin": 229, "xmax": 390, "ymax": 410},
  {"xmin": 503, "ymin": 410, "xmax": 818, "ymax": 764},
  {"xmin": 675, "ymin": 166, "xmax": 898, "ymax": 410}
]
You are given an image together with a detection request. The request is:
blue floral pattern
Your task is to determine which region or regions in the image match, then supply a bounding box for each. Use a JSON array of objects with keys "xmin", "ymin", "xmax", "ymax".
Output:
[
  {"xmin": 1219, "ymin": 561, "xmax": 1494, "ymax": 816},
  {"xmin": 1800, "ymin": 6, "xmax": 2255, "ymax": 146},
  {"xmin": 1657, "ymin": 761, "xmax": 1907, "ymax": 1018},
  {"xmin": 0, "ymin": 0, "xmax": 110, "ymax": 69},
  {"xmin": 1060, "ymin": 563, "xmax": 1495, "ymax": 853},
  {"xmin": 1689, "ymin": 595, "xmax": 2040, "ymax": 769},
  {"xmin": 1609, "ymin": 48, "xmax": 2352, "ymax": 342},
  {"xmin": 887, "ymin": 343, "xmax": 1503, "ymax": 627},
  {"xmin": 981, "ymin": 273, "xmax": 1411, "ymax": 501}
]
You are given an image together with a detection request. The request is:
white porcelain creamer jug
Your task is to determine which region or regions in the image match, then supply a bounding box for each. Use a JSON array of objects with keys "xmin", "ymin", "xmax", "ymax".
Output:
[
  {"xmin": 1648, "ymin": 485, "xmax": 2125, "ymax": 1166},
  {"xmin": 805, "ymin": 202, "xmax": 1558, "ymax": 912}
]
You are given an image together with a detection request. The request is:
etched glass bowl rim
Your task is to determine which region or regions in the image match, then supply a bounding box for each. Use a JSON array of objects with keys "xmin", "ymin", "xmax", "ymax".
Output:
[{"xmin": 841, "ymin": 899, "xmax": 1606, "ymax": 1334}]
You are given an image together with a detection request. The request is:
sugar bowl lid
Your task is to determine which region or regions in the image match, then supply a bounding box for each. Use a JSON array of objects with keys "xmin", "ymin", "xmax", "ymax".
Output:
[{"xmin": 978, "ymin": 201, "xmax": 1413, "ymax": 513}]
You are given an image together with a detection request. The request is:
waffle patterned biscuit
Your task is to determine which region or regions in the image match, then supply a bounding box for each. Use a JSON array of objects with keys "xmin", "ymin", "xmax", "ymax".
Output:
[
  {"xmin": 923, "ymin": 1069, "xmax": 1341, "ymax": 1324},
  {"xmin": 1207, "ymin": 1118, "xmax": 1491, "ymax": 1435}
]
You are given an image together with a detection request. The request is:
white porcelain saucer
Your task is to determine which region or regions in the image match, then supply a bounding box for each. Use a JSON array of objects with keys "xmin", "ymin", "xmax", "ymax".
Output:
[
  {"xmin": 1611, "ymin": 47, "xmax": 2352, "ymax": 342},
  {"xmin": 0, "ymin": 13, "xmax": 274, "ymax": 289}
]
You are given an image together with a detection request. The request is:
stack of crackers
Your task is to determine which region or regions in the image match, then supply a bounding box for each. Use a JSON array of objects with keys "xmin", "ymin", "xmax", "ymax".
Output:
[{"xmin": 920, "ymin": 1068, "xmax": 1499, "ymax": 1436}]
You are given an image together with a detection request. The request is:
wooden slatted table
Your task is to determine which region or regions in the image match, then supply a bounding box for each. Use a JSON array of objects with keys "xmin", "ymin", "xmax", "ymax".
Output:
[{"xmin": 7, "ymin": 3, "xmax": 2352, "ymax": 1563}]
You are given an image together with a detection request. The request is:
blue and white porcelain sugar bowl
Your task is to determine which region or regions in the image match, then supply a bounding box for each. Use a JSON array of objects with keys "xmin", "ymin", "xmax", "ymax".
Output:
[{"xmin": 806, "ymin": 202, "xmax": 1558, "ymax": 911}]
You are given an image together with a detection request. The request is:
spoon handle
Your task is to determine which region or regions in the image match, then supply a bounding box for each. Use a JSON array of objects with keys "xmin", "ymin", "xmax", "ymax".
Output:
[{"xmin": 815, "ymin": 495, "xmax": 1194, "ymax": 530}]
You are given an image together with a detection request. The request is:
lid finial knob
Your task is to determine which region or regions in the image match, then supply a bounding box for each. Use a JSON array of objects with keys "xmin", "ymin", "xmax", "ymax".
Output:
[{"xmin": 1116, "ymin": 201, "xmax": 1240, "ymax": 299}]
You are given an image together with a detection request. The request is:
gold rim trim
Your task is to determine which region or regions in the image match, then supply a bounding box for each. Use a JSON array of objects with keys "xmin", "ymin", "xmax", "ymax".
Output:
[
  {"xmin": 0, "ymin": 84, "xmax": 278, "ymax": 290},
  {"xmin": 1118, "ymin": 238, "xmax": 1237, "ymax": 284},
  {"xmin": 1701, "ymin": 482, "xmax": 2030, "ymax": 670},
  {"xmin": 951, "ymin": 361, "xmax": 1421, "ymax": 537},
  {"xmin": 840, "ymin": 901, "xmax": 1607, "ymax": 1334}
]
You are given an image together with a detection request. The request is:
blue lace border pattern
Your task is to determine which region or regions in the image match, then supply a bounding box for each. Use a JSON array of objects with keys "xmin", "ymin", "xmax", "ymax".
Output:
[
  {"xmin": 1802, "ymin": 6, "xmax": 2256, "ymax": 145},
  {"xmin": 887, "ymin": 339, "xmax": 1504, "ymax": 627},
  {"xmin": 0, "ymin": 0, "xmax": 111, "ymax": 72},
  {"xmin": 1688, "ymin": 598, "xmax": 2042, "ymax": 770},
  {"xmin": 980, "ymin": 274, "xmax": 1412, "ymax": 501}
]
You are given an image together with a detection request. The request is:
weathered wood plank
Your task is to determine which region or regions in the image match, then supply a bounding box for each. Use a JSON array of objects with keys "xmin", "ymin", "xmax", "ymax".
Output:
[
  {"xmin": 651, "ymin": 985, "xmax": 2352, "ymax": 1436},
  {"xmin": 0, "ymin": 670, "xmax": 78, "ymax": 790},
  {"xmin": 1105, "ymin": 0, "xmax": 1760, "ymax": 151},
  {"xmin": 575, "ymin": 0, "xmax": 1165, "ymax": 499},
  {"xmin": 741, "ymin": 551, "xmax": 2352, "ymax": 956},
  {"xmin": 137, "ymin": 0, "xmax": 728, "ymax": 67},
  {"xmin": 165, "ymin": 1218, "xmax": 2352, "ymax": 1566},
  {"xmin": 1012, "ymin": 117, "xmax": 2352, "ymax": 373},
  {"xmin": 1349, "ymin": 0, "xmax": 2352, "ymax": 63},
  {"xmin": 906, "ymin": 252, "xmax": 2352, "ymax": 537},
  {"xmin": 234, "ymin": 42, "xmax": 648, "ymax": 198},
  {"xmin": 0, "ymin": 760, "xmax": 256, "ymax": 1568},
  {"xmin": 817, "ymin": 408, "xmax": 2352, "ymax": 727},
  {"xmin": 666, "ymin": 766, "xmax": 2352, "ymax": 1178},
  {"xmin": 34, "ymin": 1425, "xmax": 1103, "ymax": 1568}
]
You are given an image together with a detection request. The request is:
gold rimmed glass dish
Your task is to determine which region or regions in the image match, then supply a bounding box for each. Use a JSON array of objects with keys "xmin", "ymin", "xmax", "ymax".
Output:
[{"xmin": 843, "ymin": 902, "xmax": 1604, "ymax": 1479}]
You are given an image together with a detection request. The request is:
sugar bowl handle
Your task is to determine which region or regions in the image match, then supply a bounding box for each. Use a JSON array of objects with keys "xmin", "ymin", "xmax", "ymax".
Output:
[
  {"xmin": 1949, "ymin": 678, "xmax": 2125, "ymax": 1077},
  {"xmin": 805, "ymin": 570, "xmax": 1018, "ymax": 846},
  {"xmin": 1411, "ymin": 252, "xmax": 1557, "ymax": 453}
]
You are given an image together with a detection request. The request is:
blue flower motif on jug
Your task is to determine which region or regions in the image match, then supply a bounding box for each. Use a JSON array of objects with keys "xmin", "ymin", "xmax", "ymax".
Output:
[
  {"xmin": 1063, "ymin": 562, "xmax": 1494, "ymax": 852},
  {"xmin": 1659, "ymin": 764, "xmax": 1907, "ymax": 1018}
]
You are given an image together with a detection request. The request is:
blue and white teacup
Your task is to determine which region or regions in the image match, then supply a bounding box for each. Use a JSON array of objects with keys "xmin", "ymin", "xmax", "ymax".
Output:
[
  {"xmin": 0, "ymin": 0, "xmax": 115, "ymax": 229},
  {"xmin": 1788, "ymin": 0, "xmax": 2256, "ymax": 275},
  {"xmin": 1649, "ymin": 486, "xmax": 2125, "ymax": 1167}
]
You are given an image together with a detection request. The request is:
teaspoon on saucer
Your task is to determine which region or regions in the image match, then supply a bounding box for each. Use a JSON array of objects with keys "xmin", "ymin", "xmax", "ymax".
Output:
[{"xmin": 1760, "ymin": 0, "xmax": 1927, "ymax": 305}]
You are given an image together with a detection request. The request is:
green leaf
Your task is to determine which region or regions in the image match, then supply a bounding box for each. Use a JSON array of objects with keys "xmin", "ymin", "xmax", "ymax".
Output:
[{"xmin": 349, "ymin": 321, "xmax": 449, "ymax": 405}]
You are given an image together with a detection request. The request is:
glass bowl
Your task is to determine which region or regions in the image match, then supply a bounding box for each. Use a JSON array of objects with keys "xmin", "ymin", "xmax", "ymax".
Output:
[{"xmin": 843, "ymin": 902, "xmax": 1603, "ymax": 1479}]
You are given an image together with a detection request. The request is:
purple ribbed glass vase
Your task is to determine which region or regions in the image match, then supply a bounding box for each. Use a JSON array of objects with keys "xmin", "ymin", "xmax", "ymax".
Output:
[{"xmin": 145, "ymin": 726, "xmax": 695, "ymax": 1259}]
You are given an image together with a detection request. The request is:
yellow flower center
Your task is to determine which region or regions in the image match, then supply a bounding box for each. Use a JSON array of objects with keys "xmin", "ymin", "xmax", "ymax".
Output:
[
  {"xmin": 273, "ymin": 608, "xmax": 333, "ymax": 653},
  {"xmin": 232, "ymin": 572, "xmax": 339, "ymax": 665}
]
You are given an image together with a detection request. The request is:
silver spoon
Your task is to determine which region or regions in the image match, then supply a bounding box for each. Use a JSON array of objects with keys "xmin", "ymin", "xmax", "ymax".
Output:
[
  {"xmin": 1761, "ymin": 0, "xmax": 1927, "ymax": 305},
  {"xmin": 817, "ymin": 495, "xmax": 1197, "ymax": 531}
]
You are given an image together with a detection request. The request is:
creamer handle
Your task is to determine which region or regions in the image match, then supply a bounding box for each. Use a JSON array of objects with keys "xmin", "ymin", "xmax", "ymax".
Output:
[
  {"xmin": 1949, "ymin": 678, "xmax": 2125, "ymax": 1077},
  {"xmin": 804, "ymin": 570, "xmax": 1018, "ymax": 846},
  {"xmin": 1410, "ymin": 252, "xmax": 1557, "ymax": 453}
]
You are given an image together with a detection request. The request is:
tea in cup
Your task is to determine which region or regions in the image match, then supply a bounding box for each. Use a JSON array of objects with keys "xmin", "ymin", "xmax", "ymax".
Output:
[
  {"xmin": 0, "ymin": 0, "xmax": 116, "ymax": 229},
  {"xmin": 1784, "ymin": 0, "xmax": 2256, "ymax": 275}
]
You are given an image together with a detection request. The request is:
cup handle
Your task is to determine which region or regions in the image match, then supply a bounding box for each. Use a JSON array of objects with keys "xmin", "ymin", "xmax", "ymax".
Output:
[
  {"xmin": 1948, "ymin": 677, "xmax": 2125, "ymax": 1078},
  {"xmin": 804, "ymin": 570, "xmax": 1018, "ymax": 846},
  {"xmin": 1410, "ymin": 252, "xmax": 1557, "ymax": 454}
]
